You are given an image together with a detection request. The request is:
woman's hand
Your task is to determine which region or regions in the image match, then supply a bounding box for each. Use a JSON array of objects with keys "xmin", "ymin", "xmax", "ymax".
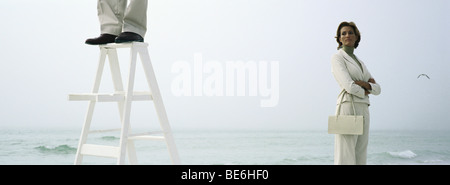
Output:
[
  {"xmin": 355, "ymin": 78, "xmax": 376, "ymax": 95},
  {"xmin": 355, "ymin": 80, "xmax": 371, "ymax": 90}
]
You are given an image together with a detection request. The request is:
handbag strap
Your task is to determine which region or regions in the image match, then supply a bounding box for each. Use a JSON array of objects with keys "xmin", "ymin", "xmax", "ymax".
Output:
[
  {"xmin": 336, "ymin": 52, "xmax": 358, "ymax": 116},
  {"xmin": 335, "ymin": 89, "xmax": 357, "ymax": 116}
]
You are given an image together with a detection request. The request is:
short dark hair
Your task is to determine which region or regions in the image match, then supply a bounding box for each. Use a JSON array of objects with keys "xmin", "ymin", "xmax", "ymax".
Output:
[{"xmin": 335, "ymin": 21, "xmax": 361, "ymax": 49}]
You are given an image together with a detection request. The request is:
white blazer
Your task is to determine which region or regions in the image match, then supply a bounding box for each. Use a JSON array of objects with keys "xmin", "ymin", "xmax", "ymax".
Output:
[{"xmin": 331, "ymin": 49, "xmax": 381, "ymax": 105}]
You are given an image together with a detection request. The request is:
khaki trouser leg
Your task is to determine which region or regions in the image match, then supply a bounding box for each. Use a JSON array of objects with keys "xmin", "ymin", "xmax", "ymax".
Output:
[
  {"xmin": 97, "ymin": 0, "xmax": 127, "ymax": 35},
  {"xmin": 97, "ymin": 0, "xmax": 147, "ymax": 37},
  {"xmin": 123, "ymin": 0, "xmax": 148, "ymax": 37},
  {"xmin": 334, "ymin": 102, "xmax": 370, "ymax": 165}
]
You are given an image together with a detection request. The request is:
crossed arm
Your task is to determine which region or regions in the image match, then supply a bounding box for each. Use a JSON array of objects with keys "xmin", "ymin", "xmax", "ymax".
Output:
[
  {"xmin": 355, "ymin": 78, "xmax": 376, "ymax": 95},
  {"xmin": 332, "ymin": 55, "xmax": 381, "ymax": 98}
]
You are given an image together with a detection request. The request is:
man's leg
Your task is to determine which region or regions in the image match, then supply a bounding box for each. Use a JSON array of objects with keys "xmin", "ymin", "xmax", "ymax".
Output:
[
  {"xmin": 98, "ymin": 0, "xmax": 127, "ymax": 35},
  {"xmin": 123, "ymin": 0, "xmax": 148, "ymax": 37},
  {"xmin": 86, "ymin": 0, "xmax": 127, "ymax": 45}
]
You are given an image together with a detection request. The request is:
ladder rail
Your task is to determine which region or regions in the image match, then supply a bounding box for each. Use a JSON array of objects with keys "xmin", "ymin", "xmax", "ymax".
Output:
[
  {"xmin": 139, "ymin": 47, "xmax": 181, "ymax": 164},
  {"xmin": 108, "ymin": 47, "xmax": 138, "ymax": 164},
  {"xmin": 74, "ymin": 47, "xmax": 108, "ymax": 165}
]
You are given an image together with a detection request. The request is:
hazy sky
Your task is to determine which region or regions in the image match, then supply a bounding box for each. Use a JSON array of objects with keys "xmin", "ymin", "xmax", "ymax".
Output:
[{"xmin": 0, "ymin": 0, "xmax": 449, "ymax": 131}]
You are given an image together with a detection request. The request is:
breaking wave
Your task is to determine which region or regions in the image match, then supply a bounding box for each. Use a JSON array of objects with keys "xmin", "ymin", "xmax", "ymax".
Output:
[
  {"xmin": 388, "ymin": 150, "xmax": 417, "ymax": 159},
  {"xmin": 35, "ymin": 145, "xmax": 77, "ymax": 154},
  {"xmin": 101, "ymin": 136, "xmax": 119, "ymax": 141}
]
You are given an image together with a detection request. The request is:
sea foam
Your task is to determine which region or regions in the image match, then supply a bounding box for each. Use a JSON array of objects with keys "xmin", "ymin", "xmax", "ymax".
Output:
[{"xmin": 388, "ymin": 150, "xmax": 417, "ymax": 159}]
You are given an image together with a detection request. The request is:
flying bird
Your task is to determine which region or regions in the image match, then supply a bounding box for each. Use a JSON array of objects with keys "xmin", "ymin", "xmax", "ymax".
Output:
[{"xmin": 417, "ymin": 74, "xmax": 430, "ymax": 79}]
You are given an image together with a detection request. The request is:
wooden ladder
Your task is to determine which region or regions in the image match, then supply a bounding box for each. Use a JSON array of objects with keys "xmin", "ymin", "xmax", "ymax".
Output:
[{"xmin": 69, "ymin": 42, "xmax": 181, "ymax": 165}]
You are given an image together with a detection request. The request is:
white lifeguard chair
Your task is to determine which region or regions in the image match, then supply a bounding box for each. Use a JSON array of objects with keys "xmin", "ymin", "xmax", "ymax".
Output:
[{"xmin": 69, "ymin": 42, "xmax": 180, "ymax": 165}]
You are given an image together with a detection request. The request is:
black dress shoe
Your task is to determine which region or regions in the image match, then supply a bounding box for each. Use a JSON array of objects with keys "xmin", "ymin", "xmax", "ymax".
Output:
[
  {"xmin": 115, "ymin": 32, "xmax": 144, "ymax": 43},
  {"xmin": 85, "ymin": 34, "xmax": 117, "ymax": 45}
]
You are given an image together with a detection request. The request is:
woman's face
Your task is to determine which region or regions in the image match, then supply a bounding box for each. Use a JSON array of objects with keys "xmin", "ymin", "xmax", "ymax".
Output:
[{"xmin": 339, "ymin": 26, "xmax": 358, "ymax": 47}]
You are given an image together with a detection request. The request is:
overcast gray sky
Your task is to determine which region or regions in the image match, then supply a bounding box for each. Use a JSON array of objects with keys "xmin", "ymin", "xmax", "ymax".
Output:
[{"xmin": 0, "ymin": 0, "xmax": 449, "ymax": 131}]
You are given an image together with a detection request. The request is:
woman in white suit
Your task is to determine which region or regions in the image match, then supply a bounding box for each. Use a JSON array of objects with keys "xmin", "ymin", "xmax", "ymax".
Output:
[{"xmin": 331, "ymin": 22, "xmax": 381, "ymax": 165}]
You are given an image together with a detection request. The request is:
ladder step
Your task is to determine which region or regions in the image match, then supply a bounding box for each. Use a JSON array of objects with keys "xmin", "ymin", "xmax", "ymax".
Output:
[
  {"xmin": 100, "ymin": 42, "xmax": 148, "ymax": 49},
  {"xmin": 131, "ymin": 91, "xmax": 154, "ymax": 101},
  {"xmin": 88, "ymin": 128, "xmax": 121, "ymax": 134},
  {"xmin": 128, "ymin": 132, "xmax": 165, "ymax": 141},
  {"xmin": 68, "ymin": 92, "xmax": 152, "ymax": 102},
  {"xmin": 128, "ymin": 135, "xmax": 165, "ymax": 141},
  {"xmin": 80, "ymin": 144, "xmax": 120, "ymax": 158}
]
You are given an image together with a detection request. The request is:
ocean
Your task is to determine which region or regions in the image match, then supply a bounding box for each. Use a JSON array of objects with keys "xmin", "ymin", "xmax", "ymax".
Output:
[{"xmin": 1, "ymin": 127, "xmax": 449, "ymax": 165}]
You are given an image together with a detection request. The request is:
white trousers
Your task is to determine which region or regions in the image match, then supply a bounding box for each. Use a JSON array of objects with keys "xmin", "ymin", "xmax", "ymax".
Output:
[
  {"xmin": 97, "ymin": 0, "xmax": 148, "ymax": 37},
  {"xmin": 334, "ymin": 102, "xmax": 370, "ymax": 165}
]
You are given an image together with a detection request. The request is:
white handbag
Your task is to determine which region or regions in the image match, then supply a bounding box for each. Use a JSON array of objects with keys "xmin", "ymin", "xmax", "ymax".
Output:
[{"xmin": 328, "ymin": 90, "xmax": 363, "ymax": 135}]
